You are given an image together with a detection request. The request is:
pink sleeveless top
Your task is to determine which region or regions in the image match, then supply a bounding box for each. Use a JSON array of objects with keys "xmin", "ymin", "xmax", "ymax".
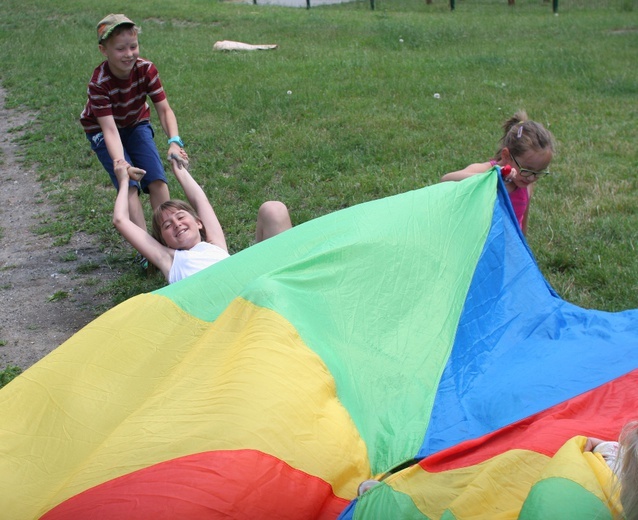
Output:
[{"xmin": 491, "ymin": 161, "xmax": 529, "ymax": 229}]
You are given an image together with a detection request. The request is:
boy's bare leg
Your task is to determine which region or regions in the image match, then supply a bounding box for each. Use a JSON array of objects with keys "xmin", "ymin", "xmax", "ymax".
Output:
[
  {"xmin": 256, "ymin": 201, "xmax": 292, "ymax": 242},
  {"xmin": 148, "ymin": 180, "xmax": 170, "ymax": 211},
  {"xmin": 128, "ymin": 187, "xmax": 147, "ymax": 231}
]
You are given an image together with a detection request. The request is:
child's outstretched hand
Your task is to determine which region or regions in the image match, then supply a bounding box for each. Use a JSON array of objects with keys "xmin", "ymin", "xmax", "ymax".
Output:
[
  {"xmin": 114, "ymin": 160, "xmax": 146, "ymax": 184},
  {"xmin": 169, "ymin": 154, "xmax": 191, "ymax": 175},
  {"xmin": 168, "ymin": 149, "xmax": 189, "ymax": 170},
  {"xmin": 501, "ymin": 164, "xmax": 526, "ymax": 189}
]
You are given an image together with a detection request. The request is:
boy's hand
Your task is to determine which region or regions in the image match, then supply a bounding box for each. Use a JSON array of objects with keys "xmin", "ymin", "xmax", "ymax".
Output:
[
  {"xmin": 114, "ymin": 161, "xmax": 146, "ymax": 184},
  {"xmin": 127, "ymin": 166, "xmax": 146, "ymax": 181},
  {"xmin": 168, "ymin": 147, "xmax": 189, "ymax": 170}
]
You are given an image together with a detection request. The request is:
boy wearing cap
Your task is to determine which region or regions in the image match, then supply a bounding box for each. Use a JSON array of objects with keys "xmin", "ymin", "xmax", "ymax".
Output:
[{"xmin": 80, "ymin": 14, "xmax": 188, "ymax": 235}]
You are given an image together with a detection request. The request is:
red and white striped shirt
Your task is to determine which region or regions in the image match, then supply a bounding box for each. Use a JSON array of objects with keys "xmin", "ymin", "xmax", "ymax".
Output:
[{"xmin": 80, "ymin": 58, "xmax": 166, "ymax": 133}]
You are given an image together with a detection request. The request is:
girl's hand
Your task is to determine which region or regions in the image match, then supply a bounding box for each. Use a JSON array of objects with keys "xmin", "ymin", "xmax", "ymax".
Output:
[
  {"xmin": 499, "ymin": 164, "xmax": 518, "ymax": 188},
  {"xmin": 168, "ymin": 144, "xmax": 189, "ymax": 169},
  {"xmin": 113, "ymin": 160, "xmax": 131, "ymax": 186},
  {"xmin": 584, "ymin": 437, "xmax": 605, "ymax": 452},
  {"xmin": 113, "ymin": 160, "xmax": 146, "ymax": 184},
  {"xmin": 507, "ymin": 165, "xmax": 529, "ymax": 189}
]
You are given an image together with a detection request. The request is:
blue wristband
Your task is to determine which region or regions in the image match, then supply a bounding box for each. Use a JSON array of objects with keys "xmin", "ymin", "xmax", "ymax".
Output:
[{"xmin": 168, "ymin": 136, "xmax": 184, "ymax": 147}]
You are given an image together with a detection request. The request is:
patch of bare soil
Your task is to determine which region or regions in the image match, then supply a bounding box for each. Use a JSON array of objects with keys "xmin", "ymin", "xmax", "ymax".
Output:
[{"xmin": 0, "ymin": 85, "xmax": 122, "ymax": 371}]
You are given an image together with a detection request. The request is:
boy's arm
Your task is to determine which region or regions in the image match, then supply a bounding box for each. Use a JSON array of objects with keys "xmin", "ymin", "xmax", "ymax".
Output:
[
  {"xmin": 169, "ymin": 159, "xmax": 227, "ymax": 251},
  {"xmin": 97, "ymin": 115, "xmax": 145, "ymax": 179},
  {"xmin": 97, "ymin": 115, "xmax": 128, "ymax": 165},
  {"xmin": 154, "ymin": 99, "xmax": 184, "ymax": 159},
  {"xmin": 112, "ymin": 165, "xmax": 174, "ymax": 277},
  {"xmin": 441, "ymin": 161, "xmax": 493, "ymax": 182}
]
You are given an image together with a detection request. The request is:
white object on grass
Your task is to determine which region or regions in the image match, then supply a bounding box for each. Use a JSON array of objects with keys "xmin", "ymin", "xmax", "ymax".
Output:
[{"xmin": 213, "ymin": 40, "xmax": 278, "ymax": 51}]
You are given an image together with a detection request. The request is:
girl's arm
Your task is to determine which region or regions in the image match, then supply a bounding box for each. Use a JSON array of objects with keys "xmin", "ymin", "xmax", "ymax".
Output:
[
  {"xmin": 112, "ymin": 164, "xmax": 175, "ymax": 277},
  {"xmin": 169, "ymin": 159, "xmax": 228, "ymax": 251},
  {"xmin": 441, "ymin": 161, "xmax": 494, "ymax": 182}
]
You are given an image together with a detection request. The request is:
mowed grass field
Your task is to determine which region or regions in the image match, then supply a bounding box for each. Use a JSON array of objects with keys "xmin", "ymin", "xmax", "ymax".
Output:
[{"xmin": 0, "ymin": 0, "xmax": 636, "ymax": 310}]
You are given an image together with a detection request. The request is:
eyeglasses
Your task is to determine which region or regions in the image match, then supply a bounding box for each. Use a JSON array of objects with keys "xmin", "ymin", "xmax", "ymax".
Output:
[{"xmin": 511, "ymin": 154, "xmax": 551, "ymax": 178}]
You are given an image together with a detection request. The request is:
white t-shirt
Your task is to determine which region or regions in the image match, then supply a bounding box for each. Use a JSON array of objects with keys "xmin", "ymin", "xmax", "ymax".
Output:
[{"xmin": 168, "ymin": 241, "xmax": 230, "ymax": 284}]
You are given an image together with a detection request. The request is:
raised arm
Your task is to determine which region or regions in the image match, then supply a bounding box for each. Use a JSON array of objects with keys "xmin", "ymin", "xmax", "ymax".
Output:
[
  {"xmin": 169, "ymin": 159, "xmax": 227, "ymax": 251},
  {"xmin": 112, "ymin": 164, "xmax": 175, "ymax": 277},
  {"xmin": 441, "ymin": 161, "xmax": 494, "ymax": 182}
]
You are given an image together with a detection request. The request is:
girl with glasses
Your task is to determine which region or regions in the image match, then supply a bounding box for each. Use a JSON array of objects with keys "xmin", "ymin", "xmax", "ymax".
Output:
[{"xmin": 441, "ymin": 110, "xmax": 555, "ymax": 236}]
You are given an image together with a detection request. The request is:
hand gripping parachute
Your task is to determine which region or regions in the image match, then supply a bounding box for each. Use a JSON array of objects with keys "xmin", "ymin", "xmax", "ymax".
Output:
[{"xmin": 0, "ymin": 169, "xmax": 635, "ymax": 519}]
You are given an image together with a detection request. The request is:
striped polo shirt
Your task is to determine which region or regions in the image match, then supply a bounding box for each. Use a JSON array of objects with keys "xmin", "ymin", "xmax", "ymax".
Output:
[{"xmin": 80, "ymin": 58, "xmax": 166, "ymax": 133}]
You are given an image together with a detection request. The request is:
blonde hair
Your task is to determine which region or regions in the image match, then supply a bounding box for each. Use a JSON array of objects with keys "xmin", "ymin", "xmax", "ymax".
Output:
[
  {"xmin": 151, "ymin": 200, "xmax": 206, "ymax": 247},
  {"xmin": 619, "ymin": 421, "xmax": 638, "ymax": 520},
  {"xmin": 494, "ymin": 110, "xmax": 556, "ymax": 161}
]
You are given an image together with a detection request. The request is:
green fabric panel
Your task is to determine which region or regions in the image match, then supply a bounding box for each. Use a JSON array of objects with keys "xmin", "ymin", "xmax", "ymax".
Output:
[
  {"xmin": 157, "ymin": 172, "xmax": 497, "ymax": 472},
  {"xmin": 519, "ymin": 477, "xmax": 612, "ymax": 520},
  {"xmin": 354, "ymin": 483, "xmax": 431, "ymax": 520}
]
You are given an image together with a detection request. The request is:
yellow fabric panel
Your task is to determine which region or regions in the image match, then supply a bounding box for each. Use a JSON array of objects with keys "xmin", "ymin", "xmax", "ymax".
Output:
[
  {"xmin": 542, "ymin": 436, "xmax": 622, "ymax": 517},
  {"xmin": 536, "ymin": 436, "xmax": 608, "ymax": 499},
  {"xmin": 0, "ymin": 294, "xmax": 369, "ymax": 520},
  {"xmin": 382, "ymin": 437, "xmax": 621, "ymax": 520},
  {"xmin": 393, "ymin": 450, "xmax": 547, "ymax": 519}
]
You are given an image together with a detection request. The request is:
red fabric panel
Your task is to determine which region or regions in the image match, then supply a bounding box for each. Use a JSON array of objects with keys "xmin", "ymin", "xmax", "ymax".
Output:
[
  {"xmin": 422, "ymin": 369, "xmax": 638, "ymax": 472},
  {"xmin": 41, "ymin": 450, "xmax": 348, "ymax": 520}
]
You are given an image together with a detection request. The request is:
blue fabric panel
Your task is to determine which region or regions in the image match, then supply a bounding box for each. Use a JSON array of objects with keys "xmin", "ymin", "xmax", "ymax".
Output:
[{"xmin": 419, "ymin": 178, "xmax": 638, "ymax": 458}]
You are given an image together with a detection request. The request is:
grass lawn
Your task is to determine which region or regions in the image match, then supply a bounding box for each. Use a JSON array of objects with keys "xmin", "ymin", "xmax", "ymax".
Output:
[{"xmin": 0, "ymin": 0, "xmax": 636, "ymax": 311}]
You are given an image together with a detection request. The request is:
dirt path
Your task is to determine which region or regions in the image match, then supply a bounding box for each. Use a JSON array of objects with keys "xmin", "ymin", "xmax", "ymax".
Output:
[{"xmin": 0, "ymin": 85, "xmax": 121, "ymax": 371}]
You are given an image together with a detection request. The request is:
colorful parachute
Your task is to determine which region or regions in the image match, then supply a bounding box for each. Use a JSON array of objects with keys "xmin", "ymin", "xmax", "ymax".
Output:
[{"xmin": 0, "ymin": 169, "xmax": 636, "ymax": 519}]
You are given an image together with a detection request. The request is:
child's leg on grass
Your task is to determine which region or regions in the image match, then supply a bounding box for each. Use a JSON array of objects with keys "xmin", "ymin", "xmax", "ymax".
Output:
[
  {"xmin": 148, "ymin": 180, "xmax": 170, "ymax": 211},
  {"xmin": 128, "ymin": 187, "xmax": 147, "ymax": 231},
  {"xmin": 256, "ymin": 201, "xmax": 292, "ymax": 242},
  {"xmin": 123, "ymin": 123, "xmax": 170, "ymax": 208}
]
